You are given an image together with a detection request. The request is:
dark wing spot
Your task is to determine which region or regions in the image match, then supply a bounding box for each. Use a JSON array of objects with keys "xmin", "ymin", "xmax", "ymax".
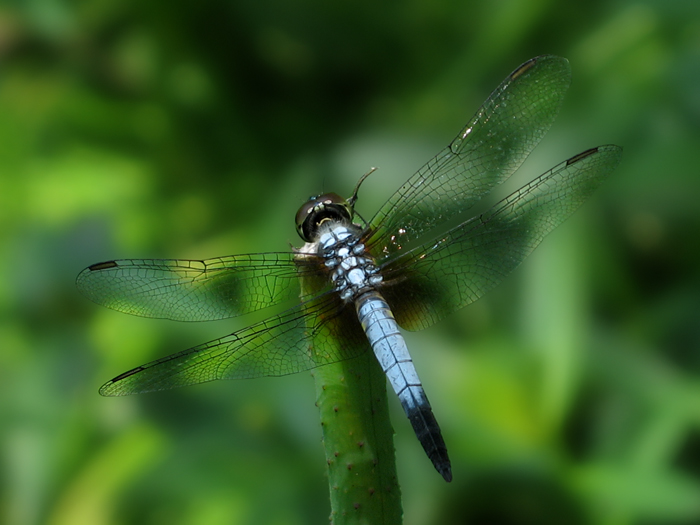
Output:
[
  {"xmin": 88, "ymin": 260, "xmax": 119, "ymax": 271},
  {"xmin": 567, "ymin": 147, "xmax": 598, "ymax": 165},
  {"xmin": 510, "ymin": 56, "xmax": 537, "ymax": 80}
]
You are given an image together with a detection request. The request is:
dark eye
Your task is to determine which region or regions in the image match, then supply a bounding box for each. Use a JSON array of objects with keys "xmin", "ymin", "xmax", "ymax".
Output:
[
  {"xmin": 295, "ymin": 193, "xmax": 351, "ymax": 242},
  {"xmin": 295, "ymin": 199, "xmax": 318, "ymax": 240}
]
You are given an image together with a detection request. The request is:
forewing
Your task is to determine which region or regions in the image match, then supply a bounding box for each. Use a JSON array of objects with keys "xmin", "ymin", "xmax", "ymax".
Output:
[
  {"xmin": 365, "ymin": 55, "xmax": 572, "ymax": 263},
  {"xmin": 99, "ymin": 292, "xmax": 369, "ymax": 395},
  {"xmin": 379, "ymin": 145, "xmax": 622, "ymax": 331},
  {"xmin": 76, "ymin": 253, "xmax": 320, "ymax": 321}
]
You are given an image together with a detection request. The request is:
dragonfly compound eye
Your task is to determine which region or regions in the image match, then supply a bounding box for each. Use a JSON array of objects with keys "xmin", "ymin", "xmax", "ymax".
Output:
[{"xmin": 295, "ymin": 192, "xmax": 352, "ymax": 242}]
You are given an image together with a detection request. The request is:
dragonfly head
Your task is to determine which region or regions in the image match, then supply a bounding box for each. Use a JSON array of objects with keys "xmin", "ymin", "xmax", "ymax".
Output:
[{"xmin": 295, "ymin": 193, "xmax": 353, "ymax": 242}]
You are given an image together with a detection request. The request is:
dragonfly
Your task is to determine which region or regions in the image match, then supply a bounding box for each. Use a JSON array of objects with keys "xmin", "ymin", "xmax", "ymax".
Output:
[{"xmin": 77, "ymin": 55, "xmax": 621, "ymax": 483}]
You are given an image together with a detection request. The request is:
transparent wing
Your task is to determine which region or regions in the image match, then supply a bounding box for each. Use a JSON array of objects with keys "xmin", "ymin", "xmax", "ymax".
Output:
[
  {"xmin": 76, "ymin": 253, "xmax": 320, "ymax": 322},
  {"xmin": 99, "ymin": 292, "xmax": 368, "ymax": 396},
  {"xmin": 378, "ymin": 145, "xmax": 622, "ymax": 331},
  {"xmin": 365, "ymin": 55, "xmax": 572, "ymax": 263}
]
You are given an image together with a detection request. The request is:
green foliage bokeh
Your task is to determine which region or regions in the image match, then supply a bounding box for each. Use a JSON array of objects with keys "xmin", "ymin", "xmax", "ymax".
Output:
[{"xmin": 2, "ymin": 1, "xmax": 700, "ymax": 524}]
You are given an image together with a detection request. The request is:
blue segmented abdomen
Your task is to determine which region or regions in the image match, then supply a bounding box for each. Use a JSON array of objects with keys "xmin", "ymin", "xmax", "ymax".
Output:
[{"xmin": 355, "ymin": 290, "xmax": 452, "ymax": 481}]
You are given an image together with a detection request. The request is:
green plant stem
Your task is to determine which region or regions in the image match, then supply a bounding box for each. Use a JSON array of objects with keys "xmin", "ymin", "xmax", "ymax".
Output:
[{"xmin": 313, "ymin": 350, "xmax": 403, "ymax": 524}]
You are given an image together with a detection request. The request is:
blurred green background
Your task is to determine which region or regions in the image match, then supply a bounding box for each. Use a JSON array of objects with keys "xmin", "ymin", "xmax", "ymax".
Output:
[{"xmin": 2, "ymin": 0, "xmax": 699, "ymax": 524}]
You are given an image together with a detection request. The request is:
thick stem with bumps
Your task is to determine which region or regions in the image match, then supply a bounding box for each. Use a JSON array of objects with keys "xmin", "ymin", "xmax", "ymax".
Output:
[{"xmin": 313, "ymin": 350, "xmax": 402, "ymax": 524}]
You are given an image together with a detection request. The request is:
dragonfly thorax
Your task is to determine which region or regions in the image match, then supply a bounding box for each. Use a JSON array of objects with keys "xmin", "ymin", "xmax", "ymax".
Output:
[{"xmin": 318, "ymin": 224, "xmax": 382, "ymax": 302}]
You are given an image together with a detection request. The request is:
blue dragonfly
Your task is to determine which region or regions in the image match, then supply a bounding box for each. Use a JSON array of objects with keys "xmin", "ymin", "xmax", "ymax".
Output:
[{"xmin": 77, "ymin": 55, "xmax": 622, "ymax": 482}]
